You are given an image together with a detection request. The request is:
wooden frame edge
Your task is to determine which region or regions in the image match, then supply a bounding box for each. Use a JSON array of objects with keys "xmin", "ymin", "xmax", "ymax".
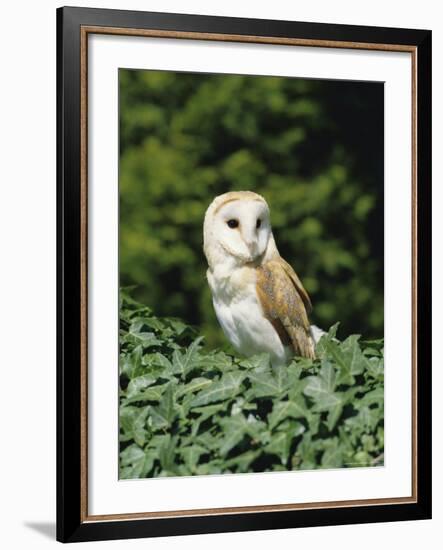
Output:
[
  {"xmin": 70, "ymin": 20, "xmax": 426, "ymax": 534},
  {"xmin": 411, "ymin": 48, "xmax": 418, "ymax": 502},
  {"xmin": 84, "ymin": 496, "xmax": 416, "ymax": 523},
  {"xmin": 82, "ymin": 25, "xmax": 417, "ymax": 52},
  {"xmin": 80, "ymin": 25, "xmax": 89, "ymax": 524}
]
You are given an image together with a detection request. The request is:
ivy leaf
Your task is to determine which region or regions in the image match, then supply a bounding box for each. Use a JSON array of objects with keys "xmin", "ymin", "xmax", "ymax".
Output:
[
  {"xmin": 360, "ymin": 387, "xmax": 384, "ymax": 407},
  {"xmin": 178, "ymin": 377, "xmax": 213, "ymax": 397},
  {"xmin": 239, "ymin": 353, "xmax": 271, "ymax": 372},
  {"xmin": 172, "ymin": 336, "xmax": 204, "ymax": 377},
  {"xmin": 125, "ymin": 330, "xmax": 162, "ymax": 348},
  {"xmin": 133, "ymin": 407, "xmax": 149, "ymax": 446},
  {"xmin": 266, "ymin": 421, "xmax": 305, "ymax": 464},
  {"xmin": 316, "ymin": 323, "xmax": 340, "ymax": 355},
  {"xmin": 180, "ymin": 444, "xmax": 207, "ymax": 473},
  {"xmin": 120, "ymin": 406, "xmax": 138, "ymax": 437},
  {"xmin": 200, "ymin": 351, "xmax": 233, "ymax": 372},
  {"xmin": 224, "ymin": 450, "xmax": 260, "ymax": 472},
  {"xmin": 120, "ymin": 444, "xmax": 155, "ymax": 479},
  {"xmin": 293, "ymin": 433, "xmax": 322, "ymax": 470},
  {"xmin": 120, "ymin": 406, "xmax": 149, "ymax": 446},
  {"xmin": 341, "ymin": 335, "xmax": 370, "ymax": 376},
  {"xmin": 126, "ymin": 374, "xmax": 156, "ymax": 398},
  {"xmin": 123, "ymin": 383, "xmax": 169, "ymax": 405},
  {"xmin": 303, "ymin": 375, "xmax": 341, "ymax": 411},
  {"xmin": 151, "ymin": 352, "xmax": 174, "ymax": 374},
  {"xmin": 158, "ymin": 434, "xmax": 178, "ymax": 472},
  {"xmin": 345, "ymin": 405, "xmax": 382, "ymax": 434},
  {"xmin": 274, "ymin": 364, "xmax": 289, "ymax": 391},
  {"xmin": 321, "ymin": 438, "xmax": 343, "ymax": 468},
  {"xmin": 120, "ymin": 443, "xmax": 145, "ymax": 468},
  {"xmin": 190, "ymin": 372, "xmax": 244, "ymax": 407},
  {"xmin": 363, "ymin": 347, "xmax": 381, "ymax": 357},
  {"xmin": 326, "ymin": 404, "xmax": 343, "ymax": 431},
  {"xmin": 319, "ymin": 359, "xmax": 336, "ymax": 391},
  {"xmin": 265, "ymin": 431, "xmax": 291, "ymax": 464},
  {"xmin": 247, "ymin": 368, "xmax": 288, "ymax": 398},
  {"xmin": 149, "ymin": 384, "xmax": 177, "ymax": 429},
  {"xmin": 218, "ymin": 414, "xmax": 249, "ymax": 456},
  {"xmin": 119, "ymin": 345, "xmax": 143, "ymax": 378},
  {"xmin": 190, "ymin": 403, "xmax": 226, "ymax": 436},
  {"xmin": 119, "ymin": 291, "xmax": 384, "ymax": 479},
  {"xmin": 321, "ymin": 340, "xmax": 354, "ymax": 385},
  {"xmin": 268, "ymin": 398, "xmax": 307, "ymax": 430},
  {"xmin": 168, "ymin": 319, "xmax": 188, "ymax": 336},
  {"xmin": 366, "ymin": 357, "xmax": 384, "ymax": 381}
]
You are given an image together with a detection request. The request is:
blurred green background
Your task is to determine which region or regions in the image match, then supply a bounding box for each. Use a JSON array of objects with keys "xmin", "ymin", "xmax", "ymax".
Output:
[{"xmin": 119, "ymin": 69, "xmax": 384, "ymax": 347}]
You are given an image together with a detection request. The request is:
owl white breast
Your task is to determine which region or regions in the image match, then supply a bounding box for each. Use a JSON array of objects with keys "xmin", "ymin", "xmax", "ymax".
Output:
[{"xmin": 203, "ymin": 191, "xmax": 316, "ymax": 365}]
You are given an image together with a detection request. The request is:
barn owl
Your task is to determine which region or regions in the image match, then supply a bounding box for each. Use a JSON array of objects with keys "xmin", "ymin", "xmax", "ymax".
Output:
[{"xmin": 203, "ymin": 191, "xmax": 318, "ymax": 366}]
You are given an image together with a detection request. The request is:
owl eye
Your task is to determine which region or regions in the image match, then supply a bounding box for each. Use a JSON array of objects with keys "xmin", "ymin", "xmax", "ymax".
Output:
[
  {"xmin": 256, "ymin": 218, "xmax": 262, "ymax": 229},
  {"xmin": 227, "ymin": 219, "xmax": 239, "ymax": 229}
]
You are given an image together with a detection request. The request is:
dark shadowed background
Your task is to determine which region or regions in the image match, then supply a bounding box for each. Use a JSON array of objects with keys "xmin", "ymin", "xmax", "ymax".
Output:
[{"xmin": 119, "ymin": 69, "xmax": 384, "ymax": 346}]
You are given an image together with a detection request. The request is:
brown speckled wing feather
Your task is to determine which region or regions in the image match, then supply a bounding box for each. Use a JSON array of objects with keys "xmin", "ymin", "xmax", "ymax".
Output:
[{"xmin": 256, "ymin": 259, "xmax": 316, "ymax": 359}]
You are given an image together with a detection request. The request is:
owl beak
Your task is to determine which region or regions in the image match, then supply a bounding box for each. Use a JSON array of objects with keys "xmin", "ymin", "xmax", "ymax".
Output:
[
  {"xmin": 242, "ymin": 226, "xmax": 259, "ymax": 259},
  {"xmin": 244, "ymin": 239, "xmax": 258, "ymax": 258}
]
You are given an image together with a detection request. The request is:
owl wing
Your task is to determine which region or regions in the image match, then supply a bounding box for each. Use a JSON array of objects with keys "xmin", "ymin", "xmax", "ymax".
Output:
[
  {"xmin": 278, "ymin": 257, "xmax": 312, "ymax": 313},
  {"xmin": 256, "ymin": 258, "xmax": 316, "ymax": 359}
]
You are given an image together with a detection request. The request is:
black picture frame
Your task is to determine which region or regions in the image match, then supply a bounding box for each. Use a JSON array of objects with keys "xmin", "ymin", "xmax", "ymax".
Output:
[{"xmin": 57, "ymin": 5, "xmax": 432, "ymax": 543}]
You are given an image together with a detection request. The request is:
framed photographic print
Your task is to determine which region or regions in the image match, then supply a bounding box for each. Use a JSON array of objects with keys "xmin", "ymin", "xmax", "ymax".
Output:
[{"xmin": 56, "ymin": 6, "xmax": 432, "ymax": 543}]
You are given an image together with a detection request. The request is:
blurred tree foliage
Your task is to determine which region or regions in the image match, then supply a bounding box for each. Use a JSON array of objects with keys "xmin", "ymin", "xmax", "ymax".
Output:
[{"xmin": 119, "ymin": 69, "xmax": 383, "ymax": 347}]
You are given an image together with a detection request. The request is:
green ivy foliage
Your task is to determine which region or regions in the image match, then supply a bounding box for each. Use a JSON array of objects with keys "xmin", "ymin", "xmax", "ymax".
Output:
[
  {"xmin": 119, "ymin": 70, "xmax": 384, "ymax": 346},
  {"xmin": 119, "ymin": 291, "xmax": 384, "ymax": 478}
]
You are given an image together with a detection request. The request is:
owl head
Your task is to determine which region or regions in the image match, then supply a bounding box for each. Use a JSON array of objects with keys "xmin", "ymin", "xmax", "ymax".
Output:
[{"xmin": 203, "ymin": 191, "xmax": 278, "ymax": 269}]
